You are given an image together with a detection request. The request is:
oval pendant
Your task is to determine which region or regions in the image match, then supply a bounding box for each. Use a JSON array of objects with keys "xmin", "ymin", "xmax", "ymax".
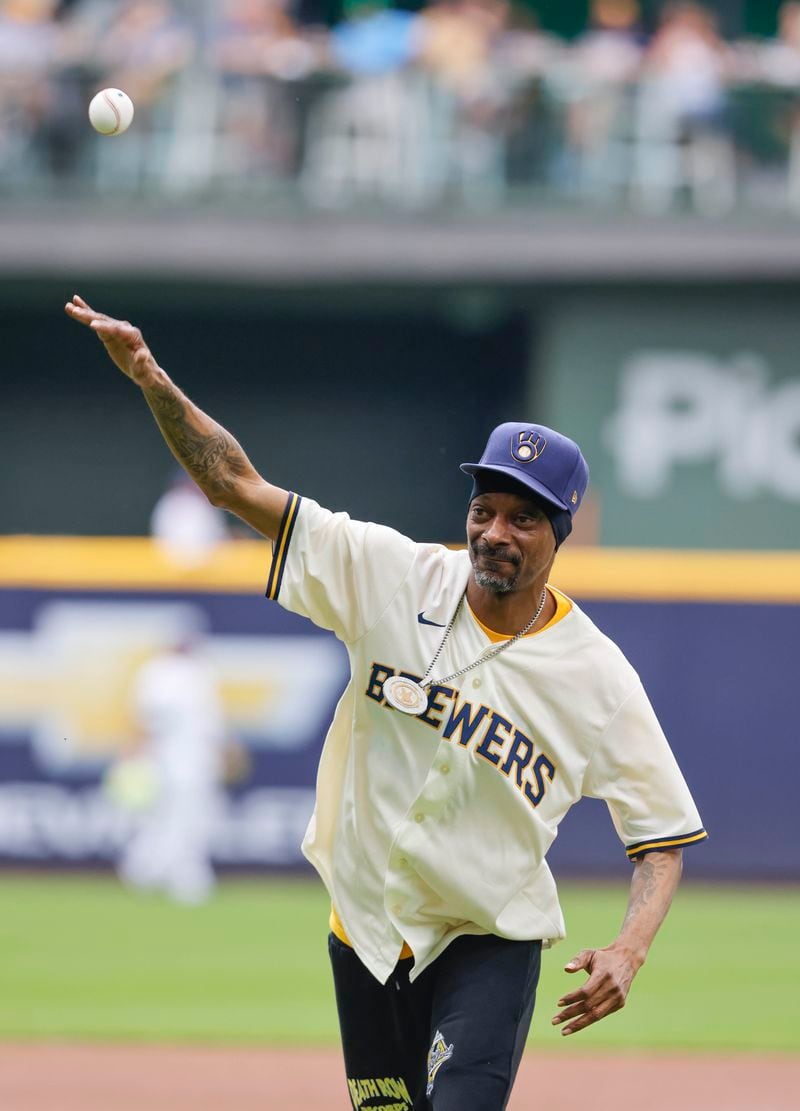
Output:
[{"xmin": 382, "ymin": 675, "xmax": 429, "ymax": 716}]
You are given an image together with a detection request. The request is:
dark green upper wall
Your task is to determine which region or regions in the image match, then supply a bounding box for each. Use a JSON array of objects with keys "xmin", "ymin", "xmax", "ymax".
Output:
[
  {"xmin": 329, "ymin": 1, "xmax": 784, "ymax": 38},
  {"xmin": 2, "ymin": 281, "xmax": 528, "ymax": 541},
  {"xmin": 531, "ymin": 0, "xmax": 783, "ymax": 39}
]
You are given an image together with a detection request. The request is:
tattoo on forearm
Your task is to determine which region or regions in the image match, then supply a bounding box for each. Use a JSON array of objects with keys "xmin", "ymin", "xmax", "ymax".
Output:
[
  {"xmin": 621, "ymin": 851, "xmax": 681, "ymax": 936},
  {"xmin": 145, "ymin": 379, "xmax": 250, "ymax": 498},
  {"xmin": 622, "ymin": 857, "xmax": 657, "ymax": 931}
]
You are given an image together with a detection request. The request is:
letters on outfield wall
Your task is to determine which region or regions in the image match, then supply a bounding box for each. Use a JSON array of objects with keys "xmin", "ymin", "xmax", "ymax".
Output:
[{"xmin": 544, "ymin": 289, "xmax": 800, "ymax": 549}]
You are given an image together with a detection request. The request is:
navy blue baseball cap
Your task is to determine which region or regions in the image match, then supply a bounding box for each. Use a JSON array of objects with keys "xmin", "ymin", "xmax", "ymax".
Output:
[{"xmin": 460, "ymin": 422, "xmax": 589, "ymax": 546}]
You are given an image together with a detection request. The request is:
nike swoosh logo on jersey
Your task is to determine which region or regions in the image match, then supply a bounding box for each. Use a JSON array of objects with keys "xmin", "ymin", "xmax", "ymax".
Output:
[{"xmin": 418, "ymin": 612, "xmax": 446, "ymax": 627}]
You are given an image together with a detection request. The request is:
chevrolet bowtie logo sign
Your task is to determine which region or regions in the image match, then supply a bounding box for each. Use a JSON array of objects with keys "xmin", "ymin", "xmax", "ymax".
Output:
[{"xmin": 0, "ymin": 600, "xmax": 346, "ymax": 772}]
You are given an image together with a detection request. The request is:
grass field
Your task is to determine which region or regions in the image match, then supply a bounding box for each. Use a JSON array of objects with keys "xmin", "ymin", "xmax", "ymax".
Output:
[{"xmin": 0, "ymin": 875, "xmax": 797, "ymax": 1053}]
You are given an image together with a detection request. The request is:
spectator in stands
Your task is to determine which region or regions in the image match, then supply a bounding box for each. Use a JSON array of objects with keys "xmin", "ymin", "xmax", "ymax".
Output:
[
  {"xmin": 634, "ymin": 2, "xmax": 735, "ymax": 212},
  {"xmin": 0, "ymin": 0, "xmax": 62, "ymax": 179},
  {"xmin": 297, "ymin": 0, "xmax": 426, "ymax": 207},
  {"xmin": 642, "ymin": 2, "xmax": 730, "ymax": 133},
  {"xmin": 550, "ymin": 0, "xmax": 645, "ymax": 195},
  {"xmin": 211, "ymin": 0, "xmax": 320, "ymax": 181},
  {"xmin": 88, "ymin": 0, "xmax": 193, "ymax": 118},
  {"xmin": 754, "ymin": 2, "xmax": 800, "ymax": 211},
  {"xmin": 329, "ymin": 0, "xmax": 420, "ymax": 76},
  {"xmin": 574, "ymin": 0, "xmax": 643, "ymax": 81},
  {"xmin": 414, "ymin": 0, "xmax": 516, "ymax": 203},
  {"xmin": 212, "ymin": 0, "xmax": 319, "ymax": 81},
  {"xmin": 492, "ymin": 3, "xmax": 563, "ymax": 81},
  {"xmin": 71, "ymin": 0, "xmax": 194, "ymax": 192},
  {"xmin": 490, "ymin": 7, "xmax": 564, "ymax": 190},
  {"xmin": 417, "ymin": 0, "xmax": 509, "ymax": 98},
  {"xmin": 758, "ymin": 1, "xmax": 800, "ymax": 87}
]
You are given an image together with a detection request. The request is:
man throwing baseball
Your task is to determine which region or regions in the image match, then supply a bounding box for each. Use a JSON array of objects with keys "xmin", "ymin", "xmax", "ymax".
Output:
[{"xmin": 66, "ymin": 295, "xmax": 706, "ymax": 1111}]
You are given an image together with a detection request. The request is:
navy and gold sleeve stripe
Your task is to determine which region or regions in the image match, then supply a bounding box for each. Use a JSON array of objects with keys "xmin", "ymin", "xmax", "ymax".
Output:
[
  {"xmin": 265, "ymin": 492, "xmax": 302, "ymax": 601},
  {"xmin": 626, "ymin": 828, "xmax": 708, "ymax": 860}
]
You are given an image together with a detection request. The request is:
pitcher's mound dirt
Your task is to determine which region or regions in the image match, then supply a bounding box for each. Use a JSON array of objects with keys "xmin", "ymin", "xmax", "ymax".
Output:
[{"xmin": 0, "ymin": 1044, "xmax": 796, "ymax": 1111}]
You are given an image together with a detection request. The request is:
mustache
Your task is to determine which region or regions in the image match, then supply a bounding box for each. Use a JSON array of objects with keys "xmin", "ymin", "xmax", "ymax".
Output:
[{"xmin": 471, "ymin": 540, "xmax": 521, "ymax": 567}]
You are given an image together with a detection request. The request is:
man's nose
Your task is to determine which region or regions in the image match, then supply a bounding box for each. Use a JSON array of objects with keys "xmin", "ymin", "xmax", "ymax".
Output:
[{"xmin": 483, "ymin": 515, "xmax": 512, "ymax": 546}]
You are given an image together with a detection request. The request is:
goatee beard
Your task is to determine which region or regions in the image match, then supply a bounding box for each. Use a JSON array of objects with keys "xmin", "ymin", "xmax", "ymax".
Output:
[
  {"xmin": 471, "ymin": 540, "xmax": 521, "ymax": 594},
  {"xmin": 473, "ymin": 567, "xmax": 519, "ymax": 594}
]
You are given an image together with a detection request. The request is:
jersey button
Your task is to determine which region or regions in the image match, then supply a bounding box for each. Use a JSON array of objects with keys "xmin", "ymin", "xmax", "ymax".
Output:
[
  {"xmin": 472, "ymin": 678, "xmax": 482, "ymax": 688},
  {"xmin": 414, "ymin": 812, "xmax": 424, "ymax": 823},
  {"xmin": 439, "ymin": 764, "xmax": 450, "ymax": 775},
  {"xmin": 398, "ymin": 857, "xmax": 408, "ymax": 868}
]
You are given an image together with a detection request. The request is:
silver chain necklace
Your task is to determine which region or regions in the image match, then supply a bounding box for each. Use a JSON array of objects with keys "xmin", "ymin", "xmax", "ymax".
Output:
[{"xmin": 382, "ymin": 586, "xmax": 549, "ymax": 716}]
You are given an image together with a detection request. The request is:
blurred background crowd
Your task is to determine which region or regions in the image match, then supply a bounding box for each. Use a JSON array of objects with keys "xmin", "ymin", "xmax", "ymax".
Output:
[{"xmin": 5, "ymin": 0, "xmax": 800, "ymax": 212}]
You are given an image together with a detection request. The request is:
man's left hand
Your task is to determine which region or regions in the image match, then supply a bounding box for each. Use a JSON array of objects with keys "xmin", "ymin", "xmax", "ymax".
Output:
[{"xmin": 551, "ymin": 945, "xmax": 639, "ymax": 1036}]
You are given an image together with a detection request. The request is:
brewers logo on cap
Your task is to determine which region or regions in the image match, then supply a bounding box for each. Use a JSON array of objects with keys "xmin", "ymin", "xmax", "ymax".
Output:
[{"xmin": 511, "ymin": 430, "xmax": 546, "ymax": 463}]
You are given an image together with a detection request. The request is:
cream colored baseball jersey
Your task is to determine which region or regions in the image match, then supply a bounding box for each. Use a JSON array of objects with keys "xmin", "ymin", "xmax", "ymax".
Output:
[{"xmin": 266, "ymin": 494, "xmax": 707, "ymax": 985}]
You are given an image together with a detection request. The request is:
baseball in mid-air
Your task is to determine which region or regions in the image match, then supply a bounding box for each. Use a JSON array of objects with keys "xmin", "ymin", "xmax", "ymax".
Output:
[{"xmin": 88, "ymin": 88, "xmax": 135, "ymax": 136}]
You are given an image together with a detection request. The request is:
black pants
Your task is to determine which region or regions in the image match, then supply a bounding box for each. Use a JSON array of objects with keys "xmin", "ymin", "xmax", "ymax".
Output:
[{"xmin": 328, "ymin": 932, "xmax": 541, "ymax": 1111}]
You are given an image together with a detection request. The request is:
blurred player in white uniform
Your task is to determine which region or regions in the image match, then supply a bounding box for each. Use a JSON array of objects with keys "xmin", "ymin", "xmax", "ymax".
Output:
[
  {"xmin": 150, "ymin": 469, "xmax": 229, "ymax": 567},
  {"xmin": 119, "ymin": 630, "xmax": 226, "ymax": 905},
  {"xmin": 67, "ymin": 296, "xmax": 707, "ymax": 1110}
]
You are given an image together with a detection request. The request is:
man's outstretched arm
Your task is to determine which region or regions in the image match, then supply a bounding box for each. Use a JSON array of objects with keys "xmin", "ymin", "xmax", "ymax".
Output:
[
  {"xmin": 65, "ymin": 294, "xmax": 287, "ymax": 541},
  {"xmin": 551, "ymin": 847, "xmax": 683, "ymax": 1036}
]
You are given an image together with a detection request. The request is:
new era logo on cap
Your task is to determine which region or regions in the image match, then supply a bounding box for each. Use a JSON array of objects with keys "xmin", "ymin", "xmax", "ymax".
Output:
[{"xmin": 460, "ymin": 421, "xmax": 589, "ymax": 518}]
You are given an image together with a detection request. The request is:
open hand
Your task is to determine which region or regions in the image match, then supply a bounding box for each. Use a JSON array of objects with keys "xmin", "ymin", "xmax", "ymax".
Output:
[
  {"xmin": 551, "ymin": 945, "xmax": 638, "ymax": 1036},
  {"xmin": 64, "ymin": 294, "xmax": 160, "ymax": 388}
]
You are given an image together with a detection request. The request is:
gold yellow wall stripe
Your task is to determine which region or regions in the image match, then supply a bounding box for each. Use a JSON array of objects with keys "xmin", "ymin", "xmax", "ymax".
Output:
[
  {"xmin": 555, "ymin": 547, "xmax": 800, "ymax": 604},
  {"xmin": 0, "ymin": 536, "xmax": 270, "ymax": 594},
  {"xmin": 0, "ymin": 537, "xmax": 799, "ymax": 602}
]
